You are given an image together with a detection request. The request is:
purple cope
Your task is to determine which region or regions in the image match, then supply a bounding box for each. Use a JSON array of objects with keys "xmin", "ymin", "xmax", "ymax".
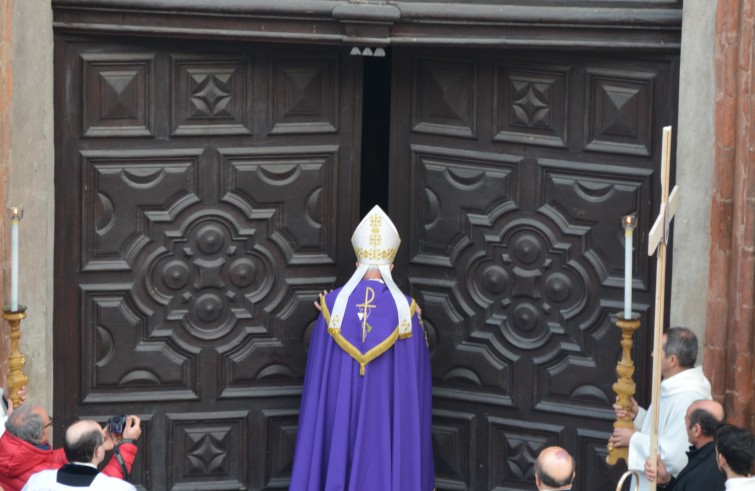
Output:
[{"xmin": 290, "ymin": 279, "xmax": 435, "ymax": 491}]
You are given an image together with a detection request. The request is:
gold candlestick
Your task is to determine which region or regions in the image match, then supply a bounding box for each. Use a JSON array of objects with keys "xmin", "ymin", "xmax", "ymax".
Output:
[
  {"xmin": 3, "ymin": 307, "xmax": 28, "ymax": 408},
  {"xmin": 607, "ymin": 312, "xmax": 640, "ymax": 465}
]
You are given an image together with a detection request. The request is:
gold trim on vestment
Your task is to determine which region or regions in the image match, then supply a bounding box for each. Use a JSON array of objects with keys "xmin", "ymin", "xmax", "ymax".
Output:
[{"xmin": 320, "ymin": 296, "xmax": 417, "ymax": 376}]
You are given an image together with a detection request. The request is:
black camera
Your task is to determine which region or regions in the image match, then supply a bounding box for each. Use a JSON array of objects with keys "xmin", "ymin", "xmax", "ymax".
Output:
[{"xmin": 107, "ymin": 415, "xmax": 127, "ymax": 435}]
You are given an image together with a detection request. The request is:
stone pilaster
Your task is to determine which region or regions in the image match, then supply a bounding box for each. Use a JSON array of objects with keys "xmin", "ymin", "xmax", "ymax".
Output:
[{"xmin": 707, "ymin": 0, "xmax": 755, "ymax": 430}]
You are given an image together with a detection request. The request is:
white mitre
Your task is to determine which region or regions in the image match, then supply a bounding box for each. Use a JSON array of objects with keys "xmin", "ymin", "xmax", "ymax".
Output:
[{"xmin": 328, "ymin": 205, "xmax": 412, "ymax": 337}]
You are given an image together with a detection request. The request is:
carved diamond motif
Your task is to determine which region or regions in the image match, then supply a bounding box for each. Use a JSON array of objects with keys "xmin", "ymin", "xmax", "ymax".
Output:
[
  {"xmin": 488, "ymin": 417, "xmax": 562, "ymax": 488},
  {"xmin": 512, "ymin": 81, "xmax": 551, "ymax": 127},
  {"xmin": 495, "ymin": 66, "xmax": 567, "ymax": 147},
  {"xmin": 187, "ymin": 432, "xmax": 228, "ymax": 475},
  {"xmin": 190, "ymin": 73, "xmax": 232, "ymax": 117},
  {"xmin": 167, "ymin": 414, "xmax": 246, "ymax": 489},
  {"xmin": 507, "ymin": 438, "xmax": 540, "ymax": 480},
  {"xmin": 173, "ymin": 58, "xmax": 251, "ymax": 135}
]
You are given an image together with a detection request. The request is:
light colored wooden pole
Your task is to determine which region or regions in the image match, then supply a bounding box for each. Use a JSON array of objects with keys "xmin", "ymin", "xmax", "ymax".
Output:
[{"xmin": 646, "ymin": 126, "xmax": 677, "ymax": 491}]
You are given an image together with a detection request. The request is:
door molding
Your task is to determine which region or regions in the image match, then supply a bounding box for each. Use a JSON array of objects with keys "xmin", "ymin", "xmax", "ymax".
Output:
[{"xmin": 52, "ymin": 0, "xmax": 682, "ymax": 50}]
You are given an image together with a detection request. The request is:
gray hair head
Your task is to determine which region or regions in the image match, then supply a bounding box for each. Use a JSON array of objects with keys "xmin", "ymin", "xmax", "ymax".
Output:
[
  {"xmin": 664, "ymin": 326, "xmax": 698, "ymax": 368},
  {"xmin": 5, "ymin": 403, "xmax": 46, "ymax": 444}
]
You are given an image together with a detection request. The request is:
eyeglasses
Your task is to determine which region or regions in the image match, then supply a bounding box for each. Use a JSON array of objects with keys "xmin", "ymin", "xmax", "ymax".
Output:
[{"xmin": 44, "ymin": 416, "xmax": 53, "ymax": 428}]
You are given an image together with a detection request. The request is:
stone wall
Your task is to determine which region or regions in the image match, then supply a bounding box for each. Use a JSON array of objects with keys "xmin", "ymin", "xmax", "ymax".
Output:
[
  {"xmin": 0, "ymin": 0, "xmax": 12, "ymax": 375},
  {"xmin": 706, "ymin": 0, "xmax": 755, "ymax": 430},
  {"xmin": 7, "ymin": 0, "xmax": 54, "ymax": 412},
  {"xmin": 671, "ymin": 0, "xmax": 717, "ymax": 363}
]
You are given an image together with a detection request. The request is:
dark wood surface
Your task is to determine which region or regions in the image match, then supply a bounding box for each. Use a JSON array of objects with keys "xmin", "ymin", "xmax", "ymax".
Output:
[
  {"xmin": 52, "ymin": 3, "xmax": 680, "ymax": 490},
  {"xmin": 389, "ymin": 46, "xmax": 677, "ymax": 490},
  {"xmin": 52, "ymin": 0, "xmax": 682, "ymax": 50},
  {"xmin": 54, "ymin": 37, "xmax": 363, "ymax": 490}
]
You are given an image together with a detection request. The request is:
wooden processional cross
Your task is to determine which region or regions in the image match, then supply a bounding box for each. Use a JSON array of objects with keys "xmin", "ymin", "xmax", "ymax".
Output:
[{"xmin": 645, "ymin": 126, "xmax": 680, "ymax": 491}]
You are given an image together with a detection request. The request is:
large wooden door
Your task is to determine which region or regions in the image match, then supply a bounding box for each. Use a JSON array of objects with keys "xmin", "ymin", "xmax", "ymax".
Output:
[
  {"xmin": 54, "ymin": 37, "xmax": 362, "ymax": 490},
  {"xmin": 390, "ymin": 48, "xmax": 677, "ymax": 490},
  {"xmin": 55, "ymin": 36, "xmax": 678, "ymax": 491}
]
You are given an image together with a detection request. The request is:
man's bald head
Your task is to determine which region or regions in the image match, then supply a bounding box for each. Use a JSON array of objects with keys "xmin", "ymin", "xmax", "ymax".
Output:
[
  {"xmin": 64, "ymin": 420, "xmax": 105, "ymax": 464},
  {"xmin": 535, "ymin": 446, "xmax": 575, "ymax": 490},
  {"xmin": 688, "ymin": 399, "xmax": 724, "ymax": 422},
  {"xmin": 686, "ymin": 399, "xmax": 725, "ymax": 445},
  {"xmin": 66, "ymin": 420, "xmax": 101, "ymax": 443}
]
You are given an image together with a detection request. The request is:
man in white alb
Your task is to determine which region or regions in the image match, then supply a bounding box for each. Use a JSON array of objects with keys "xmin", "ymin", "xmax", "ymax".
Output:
[{"xmin": 610, "ymin": 327, "xmax": 712, "ymax": 491}]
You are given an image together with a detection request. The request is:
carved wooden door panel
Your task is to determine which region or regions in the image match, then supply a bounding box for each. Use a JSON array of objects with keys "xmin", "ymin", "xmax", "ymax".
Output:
[
  {"xmin": 54, "ymin": 37, "xmax": 361, "ymax": 490},
  {"xmin": 390, "ymin": 48, "xmax": 677, "ymax": 490}
]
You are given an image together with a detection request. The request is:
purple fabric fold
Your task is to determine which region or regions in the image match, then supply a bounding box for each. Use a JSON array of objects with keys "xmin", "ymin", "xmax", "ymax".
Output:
[{"xmin": 291, "ymin": 280, "xmax": 435, "ymax": 491}]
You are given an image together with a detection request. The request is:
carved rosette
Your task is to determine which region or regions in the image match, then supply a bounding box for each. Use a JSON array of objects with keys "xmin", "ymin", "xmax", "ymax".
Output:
[
  {"xmin": 146, "ymin": 213, "xmax": 274, "ymax": 342},
  {"xmin": 469, "ymin": 221, "xmax": 585, "ymax": 351}
]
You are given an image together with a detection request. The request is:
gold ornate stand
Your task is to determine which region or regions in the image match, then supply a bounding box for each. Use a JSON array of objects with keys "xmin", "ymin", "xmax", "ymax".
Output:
[
  {"xmin": 607, "ymin": 312, "xmax": 640, "ymax": 465},
  {"xmin": 3, "ymin": 307, "xmax": 28, "ymax": 408}
]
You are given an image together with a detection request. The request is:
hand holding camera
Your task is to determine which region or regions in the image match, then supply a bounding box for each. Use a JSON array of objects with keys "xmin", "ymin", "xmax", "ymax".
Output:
[
  {"xmin": 121, "ymin": 415, "xmax": 142, "ymax": 440},
  {"xmin": 103, "ymin": 414, "xmax": 142, "ymax": 449}
]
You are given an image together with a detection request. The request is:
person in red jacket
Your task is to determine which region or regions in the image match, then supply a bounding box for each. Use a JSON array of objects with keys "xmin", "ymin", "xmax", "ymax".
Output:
[{"xmin": 0, "ymin": 403, "xmax": 140, "ymax": 491}]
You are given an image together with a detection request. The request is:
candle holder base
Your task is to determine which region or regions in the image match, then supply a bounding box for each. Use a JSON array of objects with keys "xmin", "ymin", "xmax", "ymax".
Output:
[
  {"xmin": 2, "ymin": 306, "xmax": 28, "ymax": 409},
  {"xmin": 607, "ymin": 312, "xmax": 640, "ymax": 466}
]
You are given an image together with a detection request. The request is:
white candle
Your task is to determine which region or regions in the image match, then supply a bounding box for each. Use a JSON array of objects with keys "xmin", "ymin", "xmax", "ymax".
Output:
[
  {"xmin": 623, "ymin": 214, "xmax": 636, "ymax": 319},
  {"xmin": 9, "ymin": 207, "xmax": 22, "ymax": 311}
]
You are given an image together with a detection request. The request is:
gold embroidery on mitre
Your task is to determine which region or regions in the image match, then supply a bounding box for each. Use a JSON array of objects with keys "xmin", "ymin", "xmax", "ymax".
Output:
[
  {"xmin": 354, "ymin": 246, "xmax": 399, "ymax": 262},
  {"xmin": 370, "ymin": 213, "xmax": 381, "ymax": 245},
  {"xmin": 353, "ymin": 212, "xmax": 398, "ymax": 263}
]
